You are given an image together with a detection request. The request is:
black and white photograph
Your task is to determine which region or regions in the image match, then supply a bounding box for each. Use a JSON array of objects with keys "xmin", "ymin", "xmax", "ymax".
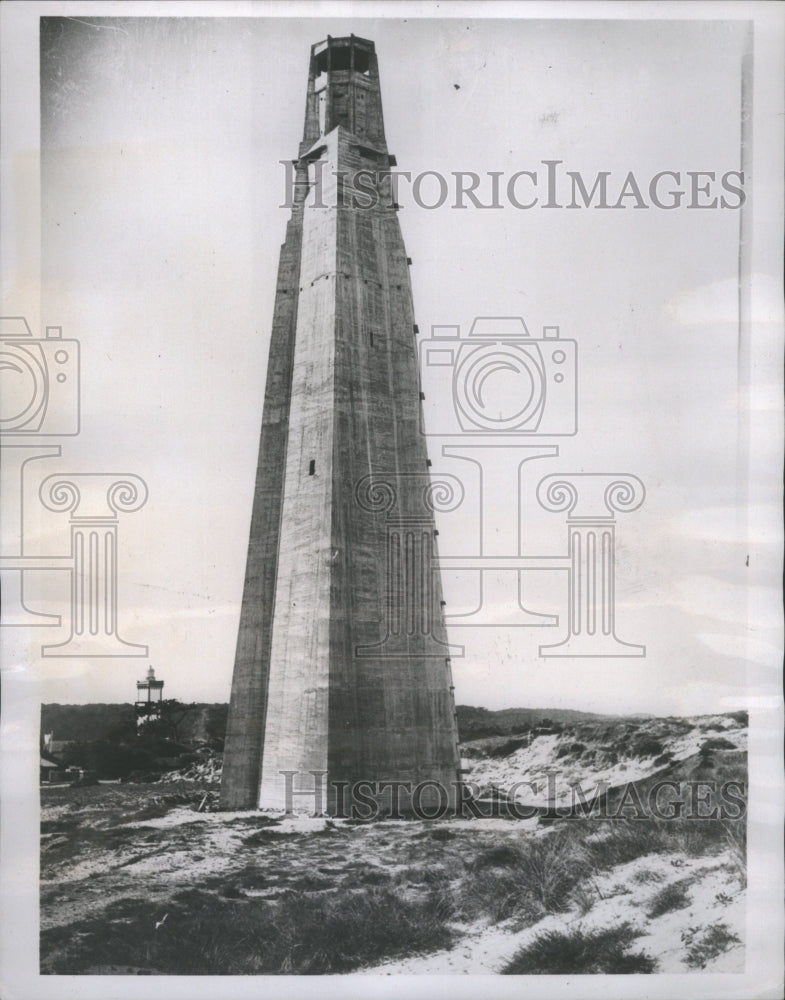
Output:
[{"xmin": 0, "ymin": 2, "xmax": 783, "ymax": 997}]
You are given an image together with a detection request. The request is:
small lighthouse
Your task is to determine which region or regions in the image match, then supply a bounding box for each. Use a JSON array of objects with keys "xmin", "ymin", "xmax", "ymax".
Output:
[{"xmin": 135, "ymin": 665, "xmax": 164, "ymax": 728}]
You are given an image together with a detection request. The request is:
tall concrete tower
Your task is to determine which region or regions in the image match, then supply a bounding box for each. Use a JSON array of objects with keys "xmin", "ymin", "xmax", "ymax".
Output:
[{"xmin": 221, "ymin": 36, "xmax": 460, "ymax": 814}]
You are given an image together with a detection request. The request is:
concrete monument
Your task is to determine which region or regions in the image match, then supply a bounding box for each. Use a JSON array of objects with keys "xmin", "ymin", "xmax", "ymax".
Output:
[{"xmin": 221, "ymin": 36, "xmax": 460, "ymax": 814}]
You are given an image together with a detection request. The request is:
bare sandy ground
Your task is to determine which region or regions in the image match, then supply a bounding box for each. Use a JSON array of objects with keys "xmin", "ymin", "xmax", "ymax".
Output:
[{"xmin": 40, "ymin": 782, "xmax": 745, "ymax": 975}]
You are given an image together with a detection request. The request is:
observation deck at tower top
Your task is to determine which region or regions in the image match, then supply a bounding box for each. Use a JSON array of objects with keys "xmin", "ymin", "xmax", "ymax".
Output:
[
  {"xmin": 302, "ymin": 35, "xmax": 387, "ymax": 151},
  {"xmin": 310, "ymin": 35, "xmax": 376, "ymax": 77}
]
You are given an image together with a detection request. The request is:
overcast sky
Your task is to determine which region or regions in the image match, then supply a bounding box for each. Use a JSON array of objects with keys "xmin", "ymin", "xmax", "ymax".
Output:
[{"xmin": 2, "ymin": 8, "xmax": 782, "ymax": 717}]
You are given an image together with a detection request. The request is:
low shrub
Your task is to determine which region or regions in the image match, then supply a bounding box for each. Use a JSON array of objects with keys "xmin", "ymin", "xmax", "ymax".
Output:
[
  {"xmin": 41, "ymin": 886, "xmax": 454, "ymax": 975},
  {"xmin": 699, "ymin": 737, "xmax": 737, "ymax": 754},
  {"xmin": 631, "ymin": 737, "xmax": 664, "ymax": 758},
  {"xmin": 486, "ymin": 737, "xmax": 530, "ymax": 759},
  {"xmin": 646, "ymin": 880, "xmax": 691, "ymax": 918},
  {"xmin": 502, "ymin": 922, "xmax": 656, "ymax": 974}
]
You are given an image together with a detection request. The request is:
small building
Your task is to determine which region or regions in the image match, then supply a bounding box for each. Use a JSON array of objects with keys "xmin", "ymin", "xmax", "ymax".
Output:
[{"xmin": 40, "ymin": 755, "xmax": 67, "ymax": 784}]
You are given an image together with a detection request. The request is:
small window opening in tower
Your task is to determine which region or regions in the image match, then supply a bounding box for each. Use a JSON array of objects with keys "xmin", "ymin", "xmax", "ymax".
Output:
[
  {"xmin": 331, "ymin": 47, "xmax": 351, "ymax": 71},
  {"xmin": 309, "ymin": 459, "xmax": 316, "ymax": 476},
  {"xmin": 354, "ymin": 48, "xmax": 371, "ymax": 74},
  {"xmin": 316, "ymin": 50, "xmax": 329, "ymax": 74}
]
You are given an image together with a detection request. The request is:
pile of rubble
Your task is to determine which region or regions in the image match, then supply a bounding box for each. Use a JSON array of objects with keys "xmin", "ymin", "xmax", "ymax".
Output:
[{"xmin": 176, "ymin": 751, "xmax": 223, "ymax": 785}]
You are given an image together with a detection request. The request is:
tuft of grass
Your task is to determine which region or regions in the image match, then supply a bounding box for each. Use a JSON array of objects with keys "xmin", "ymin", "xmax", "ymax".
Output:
[
  {"xmin": 357, "ymin": 868, "xmax": 391, "ymax": 887},
  {"xmin": 40, "ymin": 817, "xmax": 80, "ymax": 835},
  {"xmin": 646, "ymin": 880, "xmax": 691, "ymax": 918},
  {"xmin": 584, "ymin": 821, "xmax": 669, "ymax": 868},
  {"xmin": 569, "ymin": 880, "xmax": 598, "ymax": 916},
  {"xmin": 242, "ymin": 828, "xmax": 284, "ymax": 846},
  {"xmin": 515, "ymin": 830, "xmax": 590, "ymax": 912},
  {"xmin": 470, "ymin": 843, "xmax": 523, "ymax": 870},
  {"xmin": 721, "ymin": 820, "xmax": 747, "ymax": 888},
  {"xmin": 682, "ymin": 922, "xmax": 741, "ymax": 969},
  {"xmin": 585, "ymin": 817, "xmax": 747, "ymax": 872},
  {"xmin": 502, "ymin": 922, "xmax": 656, "ymax": 975},
  {"xmin": 632, "ymin": 867, "xmax": 665, "ymax": 885},
  {"xmin": 420, "ymin": 826, "xmax": 454, "ymax": 842},
  {"xmin": 460, "ymin": 828, "xmax": 589, "ymax": 924},
  {"xmin": 395, "ymin": 863, "xmax": 454, "ymax": 890},
  {"xmin": 666, "ymin": 817, "xmax": 746, "ymax": 860}
]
